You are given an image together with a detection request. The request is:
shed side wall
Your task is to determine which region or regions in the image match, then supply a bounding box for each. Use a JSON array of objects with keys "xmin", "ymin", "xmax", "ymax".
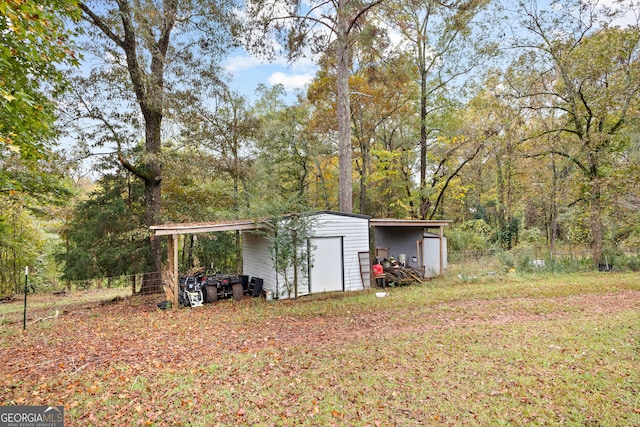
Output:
[
  {"xmin": 311, "ymin": 213, "xmax": 370, "ymax": 292},
  {"xmin": 241, "ymin": 232, "xmax": 278, "ymax": 298}
]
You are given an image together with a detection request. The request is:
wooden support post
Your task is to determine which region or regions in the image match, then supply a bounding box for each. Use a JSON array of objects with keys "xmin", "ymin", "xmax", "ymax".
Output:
[
  {"xmin": 439, "ymin": 225, "xmax": 444, "ymax": 276},
  {"xmin": 168, "ymin": 234, "xmax": 179, "ymax": 309}
]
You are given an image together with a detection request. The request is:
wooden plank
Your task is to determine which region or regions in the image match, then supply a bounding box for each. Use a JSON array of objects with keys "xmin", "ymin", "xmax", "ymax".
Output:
[
  {"xmin": 358, "ymin": 251, "xmax": 372, "ymax": 289},
  {"xmin": 168, "ymin": 234, "xmax": 179, "ymax": 309},
  {"xmin": 151, "ymin": 220, "xmax": 262, "ymax": 236},
  {"xmin": 439, "ymin": 225, "xmax": 444, "ymax": 277},
  {"xmin": 369, "ymin": 219, "xmax": 451, "ymax": 228}
]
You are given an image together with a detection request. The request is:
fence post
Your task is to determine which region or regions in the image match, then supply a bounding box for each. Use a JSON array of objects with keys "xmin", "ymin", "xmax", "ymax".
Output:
[{"xmin": 23, "ymin": 266, "xmax": 28, "ymax": 330}]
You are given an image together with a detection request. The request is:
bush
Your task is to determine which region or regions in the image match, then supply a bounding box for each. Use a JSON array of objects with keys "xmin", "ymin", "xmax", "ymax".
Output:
[
  {"xmin": 520, "ymin": 227, "xmax": 543, "ymax": 245},
  {"xmin": 612, "ymin": 253, "xmax": 640, "ymax": 271},
  {"xmin": 447, "ymin": 219, "xmax": 493, "ymax": 252},
  {"xmin": 495, "ymin": 250, "xmax": 515, "ymax": 271},
  {"xmin": 516, "ymin": 253, "xmax": 533, "ymax": 273}
]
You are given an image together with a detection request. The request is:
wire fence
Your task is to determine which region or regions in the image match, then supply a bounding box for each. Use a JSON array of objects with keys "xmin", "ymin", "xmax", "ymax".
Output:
[
  {"xmin": 0, "ymin": 271, "xmax": 168, "ymax": 326},
  {"xmin": 447, "ymin": 248, "xmax": 593, "ymax": 265},
  {"xmin": 3, "ymin": 247, "xmax": 638, "ymax": 326},
  {"xmin": 447, "ymin": 246, "xmax": 640, "ymax": 277}
]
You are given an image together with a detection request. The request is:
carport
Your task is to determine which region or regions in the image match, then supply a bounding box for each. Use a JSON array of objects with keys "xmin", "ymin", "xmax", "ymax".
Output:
[
  {"xmin": 369, "ymin": 219, "xmax": 450, "ymax": 277},
  {"xmin": 150, "ymin": 219, "xmax": 263, "ymax": 308}
]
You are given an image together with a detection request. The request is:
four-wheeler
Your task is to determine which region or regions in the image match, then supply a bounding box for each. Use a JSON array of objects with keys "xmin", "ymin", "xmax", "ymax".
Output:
[
  {"xmin": 178, "ymin": 274, "xmax": 204, "ymax": 307},
  {"xmin": 177, "ymin": 271, "xmax": 262, "ymax": 308},
  {"xmin": 202, "ymin": 272, "xmax": 244, "ymax": 303}
]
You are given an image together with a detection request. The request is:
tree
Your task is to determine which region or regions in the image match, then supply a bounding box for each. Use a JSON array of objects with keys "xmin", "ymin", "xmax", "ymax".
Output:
[
  {"xmin": 60, "ymin": 156, "xmax": 149, "ymax": 289},
  {"xmin": 171, "ymin": 86, "xmax": 257, "ymax": 272},
  {"xmin": 457, "ymin": 76, "xmax": 529, "ymax": 247},
  {"xmin": 259, "ymin": 211, "xmax": 316, "ymax": 299},
  {"xmin": 0, "ymin": 0, "xmax": 80, "ymax": 160},
  {"xmin": 348, "ymin": 48, "xmax": 415, "ymax": 215},
  {"xmin": 502, "ymin": 0, "xmax": 640, "ymax": 264},
  {"xmin": 0, "ymin": 151, "xmax": 77, "ymax": 294},
  {"xmin": 73, "ymin": 0, "xmax": 239, "ymax": 292},
  {"xmin": 1, "ymin": 0, "xmax": 81, "ymax": 290},
  {"xmin": 380, "ymin": 0, "xmax": 491, "ymax": 219},
  {"xmin": 244, "ymin": 0, "xmax": 385, "ymax": 213},
  {"xmin": 0, "ymin": 196, "xmax": 44, "ymax": 294},
  {"xmin": 310, "ymin": 56, "xmax": 417, "ymax": 215},
  {"xmin": 250, "ymin": 84, "xmax": 336, "ymax": 210},
  {"xmin": 178, "ymin": 86, "xmax": 257, "ymax": 218}
]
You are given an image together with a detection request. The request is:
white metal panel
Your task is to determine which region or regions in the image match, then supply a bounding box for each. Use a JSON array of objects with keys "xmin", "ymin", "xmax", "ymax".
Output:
[
  {"xmin": 241, "ymin": 232, "xmax": 278, "ymax": 297},
  {"xmin": 278, "ymin": 253, "xmax": 310, "ymax": 299},
  {"xmin": 310, "ymin": 212, "xmax": 370, "ymax": 292},
  {"xmin": 309, "ymin": 237, "xmax": 343, "ymax": 293},
  {"xmin": 423, "ymin": 236, "xmax": 447, "ymax": 277},
  {"xmin": 242, "ymin": 212, "xmax": 371, "ymax": 299}
]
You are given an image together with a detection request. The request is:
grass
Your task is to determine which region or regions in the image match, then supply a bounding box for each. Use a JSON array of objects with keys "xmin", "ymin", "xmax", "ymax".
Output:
[
  {"xmin": 0, "ymin": 287, "xmax": 131, "ymax": 324},
  {"xmin": 0, "ymin": 271, "xmax": 638, "ymax": 426}
]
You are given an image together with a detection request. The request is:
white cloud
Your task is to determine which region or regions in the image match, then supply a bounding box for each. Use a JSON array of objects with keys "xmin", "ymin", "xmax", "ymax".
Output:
[
  {"xmin": 267, "ymin": 71, "xmax": 315, "ymax": 90},
  {"xmin": 224, "ymin": 45, "xmax": 320, "ymax": 72},
  {"xmin": 222, "ymin": 50, "xmax": 318, "ymax": 100},
  {"xmin": 223, "ymin": 54, "xmax": 264, "ymax": 73}
]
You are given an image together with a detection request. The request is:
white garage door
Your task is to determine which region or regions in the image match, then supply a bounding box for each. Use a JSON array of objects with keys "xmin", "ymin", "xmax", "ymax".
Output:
[{"xmin": 310, "ymin": 237, "xmax": 343, "ymax": 293}]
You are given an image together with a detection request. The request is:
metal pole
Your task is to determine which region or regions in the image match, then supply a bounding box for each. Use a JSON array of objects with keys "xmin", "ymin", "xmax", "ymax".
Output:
[{"xmin": 23, "ymin": 266, "xmax": 28, "ymax": 330}]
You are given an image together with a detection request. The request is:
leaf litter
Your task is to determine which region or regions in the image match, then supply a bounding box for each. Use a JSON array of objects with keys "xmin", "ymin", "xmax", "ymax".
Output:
[{"xmin": 0, "ymin": 283, "xmax": 639, "ymax": 426}]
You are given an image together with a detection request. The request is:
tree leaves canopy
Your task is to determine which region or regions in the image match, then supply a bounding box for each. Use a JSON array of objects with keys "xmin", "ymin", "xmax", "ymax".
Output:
[{"xmin": 0, "ymin": 0, "xmax": 80, "ymax": 159}]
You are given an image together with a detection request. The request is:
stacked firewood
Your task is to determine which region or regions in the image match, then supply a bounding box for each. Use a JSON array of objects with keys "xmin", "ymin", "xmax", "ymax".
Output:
[{"xmin": 383, "ymin": 266, "xmax": 426, "ymax": 285}]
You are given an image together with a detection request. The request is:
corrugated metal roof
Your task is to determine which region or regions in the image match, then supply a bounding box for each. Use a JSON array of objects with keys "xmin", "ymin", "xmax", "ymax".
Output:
[{"xmin": 369, "ymin": 219, "xmax": 451, "ymax": 228}]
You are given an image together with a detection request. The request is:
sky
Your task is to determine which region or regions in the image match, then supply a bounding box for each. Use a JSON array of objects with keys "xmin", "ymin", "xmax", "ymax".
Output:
[
  {"xmin": 219, "ymin": 0, "xmax": 638, "ymax": 105},
  {"xmin": 221, "ymin": 49, "xmax": 319, "ymax": 103}
]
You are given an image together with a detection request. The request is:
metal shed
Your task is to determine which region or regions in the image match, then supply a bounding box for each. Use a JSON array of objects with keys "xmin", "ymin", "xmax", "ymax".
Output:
[
  {"xmin": 151, "ymin": 214, "xmax": 449, "ymax": 307},
  {"xmin": 369, "ymin": 219, "xmax": 450, "ymax": 278},
  {"xmin": 242, "ymin": 211, "xmax": 371, "ymax": 300}
]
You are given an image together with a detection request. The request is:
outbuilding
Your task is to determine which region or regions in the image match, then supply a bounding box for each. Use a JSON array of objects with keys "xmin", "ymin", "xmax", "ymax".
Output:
[
  {"xmin": 151, "ymin": 211, "xmax": 449, "ymax": 307},
  {"xmin": 369, "ymin": 219, "xmax": 450, "ymax": 278},
  {"xmin": 242, "ymin": 211, "xmax": 371, "ymax": 300}
]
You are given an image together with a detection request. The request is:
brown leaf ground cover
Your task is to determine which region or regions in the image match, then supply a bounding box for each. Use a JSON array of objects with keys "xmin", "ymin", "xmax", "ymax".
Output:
[{"xmin": 1, "ymin": 272, "xmax": 639, "ymax": 426}]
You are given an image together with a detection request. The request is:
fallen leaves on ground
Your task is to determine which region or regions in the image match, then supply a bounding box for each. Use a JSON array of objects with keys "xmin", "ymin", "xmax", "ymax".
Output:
[{"xmin": 0, "ymin": 284, "xmax": 639, "ymax": 426}]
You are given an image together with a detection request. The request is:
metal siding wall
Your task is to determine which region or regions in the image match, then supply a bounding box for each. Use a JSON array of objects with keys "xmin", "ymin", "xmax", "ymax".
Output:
[
  {"xmin": 281, "ymin": 261, "xmax": 310, "ymax": 299},
  {"xmin": 242, "ymin": 213, "xmax": 371, "ymax": 299},
  {"xmin": 423, "ymin": 236, "xmax": 448, "ymax": 277},
  {"xmin": 311, "ymin": 213, "xmax": 370, "ymax": 292},
  {"xmin": 241, "ymin": 232, "xmax": 279, "ymax": 296},
  {"xmin": 374, "ymin": 227, "xmax": 422, "ymax": 267},
  {"xmin": 242, "ymin": 231, "xmax": 309, "ymax": 300}
]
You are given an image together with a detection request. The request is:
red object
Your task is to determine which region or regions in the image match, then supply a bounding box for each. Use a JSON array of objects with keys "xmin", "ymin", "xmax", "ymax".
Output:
[{"xmin": 373, "ymin": 264, "xmax": 383, "ymax": 275}]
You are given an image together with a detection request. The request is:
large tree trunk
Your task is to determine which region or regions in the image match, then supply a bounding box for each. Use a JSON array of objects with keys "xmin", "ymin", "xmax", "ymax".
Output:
[
  {"xmin": 585, "ymin": 147, "xmax": 604, "ymax": 266},
  {"xmin": 80, "ymin": 0, "xmax": 174, "ymax": 294},
  {"xmin": 589, "ymin": 175, "xmax": 604, "ymax": 265},
  {"xmin": 358, "ymin": 138, "xmax": 368, "ymax": 215},
  {"xmin": 337, "ymin": 2, "xmax": 352, "ymax": 214},
  {"xmin": 141, "ymin": 111, "xmax": 163, "ymax": 294},
  {"xmin": 548, "ymin": 156, "xmax": 559, "ymax": 253},
  {"xmin": 419, "ymin": 68, "xmax": 428, "ymax": 219}
]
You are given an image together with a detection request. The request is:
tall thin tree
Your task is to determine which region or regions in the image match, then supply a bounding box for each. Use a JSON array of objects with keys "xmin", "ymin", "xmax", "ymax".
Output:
[
  {"xmin": 244, "ymin": 0, "xmax": 385, "ymax": 213},
  {"xmin": 74, "ymin": 0, "xmax": 239, "ymax": 292}
]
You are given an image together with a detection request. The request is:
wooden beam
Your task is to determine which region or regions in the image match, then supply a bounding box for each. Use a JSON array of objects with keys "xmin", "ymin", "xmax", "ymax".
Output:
[
  {"xmin": 151, "ymin": 220, "xmax": 262, "ymax": 236},
  {"xmin": 439, "ymin": 225, "xmax": 444, "ymax": 276},
  {"xmin": 369, "ymin": 219, "xmax": 451, "ymax": 228},
  {"xmin": 168, "ymin": 234, "xmax": 179, "ymax": 309}
]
